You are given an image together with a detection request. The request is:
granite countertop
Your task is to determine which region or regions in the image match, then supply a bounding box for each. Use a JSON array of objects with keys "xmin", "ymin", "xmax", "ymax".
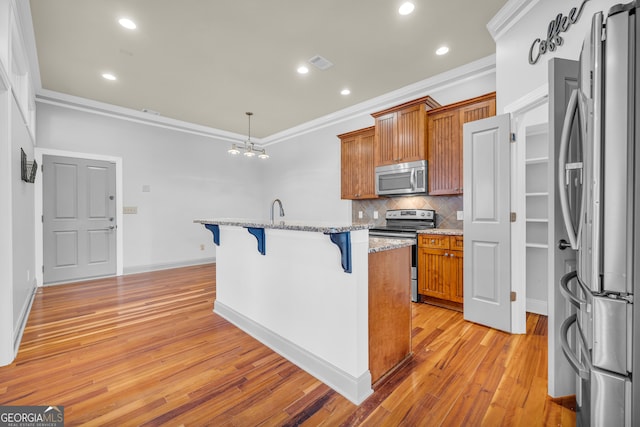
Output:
[
  {"xmin": 417, "ymin": 228, "xmax": 463, "ymax": 236},
  {"xmin": 194, "ymin": 218, "xmax": 372, "ymax": 234},
  {"xmin": 368, "ymin": 237, "xmax": 415, "ymax": 253}
]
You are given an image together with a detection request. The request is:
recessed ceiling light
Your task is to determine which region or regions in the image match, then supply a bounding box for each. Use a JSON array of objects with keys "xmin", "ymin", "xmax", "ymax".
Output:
[
  {"xmin": 118, "ymin": 18, "xmax": 137, "ymax": 30},
  {"xmin": 436, "ymin": 46, "xmax": 450, "ymax": 55},
  {"xmin": 398, "ymin": 2, "xmax": 415, "ymax": 15},
  {"xmin": 297, "ymin": 65, "xmax": 309, "ymax": 74},
  {"xmin": 102, "ymin": 73, "xmax": 117, "ymax": 81},
  {"xmin": 341, "ymin": 89, "xmax": 351, "ymax": 96}
]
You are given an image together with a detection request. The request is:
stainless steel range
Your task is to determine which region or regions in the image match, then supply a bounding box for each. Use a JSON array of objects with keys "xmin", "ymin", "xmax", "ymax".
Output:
[{"xmin": 370, "ymin": 209, "xmax": 435, "ymax": 302}]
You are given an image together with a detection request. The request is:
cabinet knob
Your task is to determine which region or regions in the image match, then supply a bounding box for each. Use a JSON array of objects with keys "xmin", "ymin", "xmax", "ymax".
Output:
[
  {"xmin": 449, "ymin": 253, "xmax": 455, "ymax": 258},
  {"xmin": 430, "ymin": 239, "xmax": 435, "ymax": 244},
  {"xmin": 444, "ymin": 253, "xmax": 449, "ymax": 257}
]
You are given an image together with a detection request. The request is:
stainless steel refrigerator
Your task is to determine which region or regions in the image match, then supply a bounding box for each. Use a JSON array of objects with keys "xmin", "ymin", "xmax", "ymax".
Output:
[{"xmin": 557, "ymin": 2, "xmax": 638, "ymax": 426}]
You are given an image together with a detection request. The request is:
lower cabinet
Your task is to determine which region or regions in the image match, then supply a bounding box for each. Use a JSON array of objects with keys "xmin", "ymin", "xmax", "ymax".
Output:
[{"xmin": 417, "ymin": 234, "xmax": 463, "ymax": 305}]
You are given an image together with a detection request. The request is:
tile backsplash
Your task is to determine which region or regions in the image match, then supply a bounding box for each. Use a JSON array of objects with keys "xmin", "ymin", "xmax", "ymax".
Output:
[{"xmin": 352, "ymin": 195, "xmax": 463, "ymax": 229}]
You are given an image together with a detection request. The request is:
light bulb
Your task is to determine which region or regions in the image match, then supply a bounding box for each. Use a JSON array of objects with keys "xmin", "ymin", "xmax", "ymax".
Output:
[{"xmin": 399, "ymin": 2, "xmax": 415, "ymax": 15}]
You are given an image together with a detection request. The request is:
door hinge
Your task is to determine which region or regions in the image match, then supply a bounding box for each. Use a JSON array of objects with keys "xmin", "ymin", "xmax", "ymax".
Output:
[
  {"xmin": 510, "ymin": 212, "xmax": 517, "ymax": 222},
  {"xmin": 41, "ymin": 215, "xmax": 44, "ymax": 223},
  {"xmin": 510, "ymin": 133, "xmax": 516, "ymax": 143},
  {"xmin": 511, "ymin": 291, "xmax": 517, "ymax": 302},
  {"xmin": 42, "ymin": 265, "xmax": 44, "ymax": 273}
]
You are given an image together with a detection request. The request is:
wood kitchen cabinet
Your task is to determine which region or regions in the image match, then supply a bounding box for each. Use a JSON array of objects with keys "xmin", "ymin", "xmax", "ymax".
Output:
[
  {"xmin": 372, "ymin": 96, "xmax": 440, "ymax": 167},
  {"xmin": 339, "ymin": 126, "xmax": 377, "ymax": 200},
  {"xmin": 418, "ymin": 234, "xmax": 464, "ymax": 306},
  {"xmin": 427, "ymin": 92, "xmax": 496, "ymax": 195}
]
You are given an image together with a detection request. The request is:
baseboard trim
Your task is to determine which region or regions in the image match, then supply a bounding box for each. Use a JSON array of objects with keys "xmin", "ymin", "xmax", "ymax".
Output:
[
  {"xmin": 123, "ymin": 257, "xmax": 215, "ymax": 275},
  {"xmin": 214, "ymin": 300, "xmax": 373, "ymax": 405},
  {"xmin": 12, "ymin": 284, "xmax": 37, "ymax": 361},
  {"xmin": 526, "ymin": 298, "xmax": 548, "ymax": 316}
]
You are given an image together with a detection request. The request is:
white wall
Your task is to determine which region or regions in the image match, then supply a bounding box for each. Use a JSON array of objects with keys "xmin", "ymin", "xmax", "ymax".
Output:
[
  {"xmin": 35, "ymin": 103, "xmax": 266, "ymax": 273},
  {"xmin": 496, "ymin": 0, "xmax": 621, "ymax": 111},
  {"xmin": 0, "ymin": 0, "xmax": 37, "ymax": 366},
  {"xmin": 11, "ymin": 97, "xmax": 35, "ymax": 332},
  {"xmin": 0, "ymin": 72, "xmax": 14, "ymax": 366}
]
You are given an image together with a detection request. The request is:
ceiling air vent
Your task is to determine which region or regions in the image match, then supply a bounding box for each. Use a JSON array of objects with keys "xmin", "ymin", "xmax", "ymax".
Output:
[{"xmin": 308, "ymin": 55, "xmax": 334, "ymax": 71}]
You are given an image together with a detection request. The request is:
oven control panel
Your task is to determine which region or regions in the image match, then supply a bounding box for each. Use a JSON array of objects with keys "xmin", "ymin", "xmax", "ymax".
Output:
[{"xmin": 385, "ymin": 209, "xmax": 434, "ymax": 220}]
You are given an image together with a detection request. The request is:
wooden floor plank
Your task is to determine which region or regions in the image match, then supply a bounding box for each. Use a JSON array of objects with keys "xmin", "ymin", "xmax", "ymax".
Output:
[{"xmin": 0, "ymin": 264, "xmax": 575, "ymax": 426}]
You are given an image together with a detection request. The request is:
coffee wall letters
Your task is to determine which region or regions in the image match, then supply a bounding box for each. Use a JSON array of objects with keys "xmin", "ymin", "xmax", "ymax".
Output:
[{"xmin": 529, "ymin": 0, "xmax": 590, "ymax": 65}]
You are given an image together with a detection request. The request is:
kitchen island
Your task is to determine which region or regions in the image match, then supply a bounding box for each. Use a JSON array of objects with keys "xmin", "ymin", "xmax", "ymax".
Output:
[{"xmin": 195, "ymin": 219, "xmax": 412, "ymax": 404}]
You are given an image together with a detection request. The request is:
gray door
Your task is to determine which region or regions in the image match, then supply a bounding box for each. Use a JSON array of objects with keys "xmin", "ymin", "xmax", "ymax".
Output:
[
  {"xmin": 463, "ymin": 114, "xmax": 512, "ymax": 332},
  {"xmin": 43, "ymin": 155, "xmax": 116, "ymax": 284}
]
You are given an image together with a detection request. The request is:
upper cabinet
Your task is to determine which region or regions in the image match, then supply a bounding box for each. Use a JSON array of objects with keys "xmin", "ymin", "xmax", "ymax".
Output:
[
  {"xmin": 339, "ymin": 126, "xmax": 377, "ymax": 200},
  {"xmin": 372, "ymin": 96, "xmax": 440, "ymax": 167},
  {"xmin": 427, "ymin": 93, "xmax": 496, "ymax": 195}
]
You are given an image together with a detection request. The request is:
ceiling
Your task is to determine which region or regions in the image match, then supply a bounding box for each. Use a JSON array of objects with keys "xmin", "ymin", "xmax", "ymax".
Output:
[{"xmin": 28, "ymin": 0, "xmax": 507, "ymax": 139}]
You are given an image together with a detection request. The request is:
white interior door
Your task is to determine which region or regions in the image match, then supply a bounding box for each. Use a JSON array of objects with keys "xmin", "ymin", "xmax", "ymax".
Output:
[
  {"xmin": 43, "ymin": 155, "xmax": 116, "ymax": 284},
  {"xmin": 463, "ymin": 114, "xmax": 512, "ymax": 333}
]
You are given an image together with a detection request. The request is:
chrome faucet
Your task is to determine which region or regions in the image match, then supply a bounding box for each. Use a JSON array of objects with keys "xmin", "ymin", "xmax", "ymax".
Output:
[{"xmin": 270, "ymin": 199, "xmax": 285, "ymax": 224}]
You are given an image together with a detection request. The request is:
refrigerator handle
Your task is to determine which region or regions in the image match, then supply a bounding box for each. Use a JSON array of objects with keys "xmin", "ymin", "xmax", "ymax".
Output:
[
  {"xmin": 560, "ymin": 314, "xmax": 590, "ymax": 379},
  {"xmin": 575, "ymin": 92, "xmax": 588, "ymax": 242},
  {"xmin": 558, "ymin": 88, "xmax": 581, "ymax": 250},
  {"xmin": 558, "ymin": 270, "xmax": 586, "ymax": 309}
]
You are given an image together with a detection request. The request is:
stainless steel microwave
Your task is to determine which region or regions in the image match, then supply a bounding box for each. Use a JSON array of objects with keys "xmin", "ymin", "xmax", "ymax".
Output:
[{"xmin": 375, "ymin": 160, "xmax": 427, "ymax": 196}]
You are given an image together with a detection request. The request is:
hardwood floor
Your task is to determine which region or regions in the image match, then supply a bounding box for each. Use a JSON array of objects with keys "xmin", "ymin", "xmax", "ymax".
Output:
[{"xmin": 0, "ymin": 264, "xmax": 576, "ymax": 426}]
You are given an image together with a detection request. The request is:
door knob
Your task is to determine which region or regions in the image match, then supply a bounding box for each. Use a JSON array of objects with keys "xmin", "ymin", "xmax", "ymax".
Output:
[{"xmin": 558, "ymin": 239, "xmax": 571, "ymax": 250}]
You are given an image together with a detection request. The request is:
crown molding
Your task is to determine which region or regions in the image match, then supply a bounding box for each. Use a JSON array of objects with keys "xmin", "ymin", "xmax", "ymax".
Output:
[
  {"xmin": 36, "ymin": 89, "xmax": 252, "ymax": 144},
  {"xmin": 262, "ymin": 54, "xmax": 497, "ymax": 146},
  {"xmin": 487, "ymin": 0, "xmax": 540, "ymax": 41}
]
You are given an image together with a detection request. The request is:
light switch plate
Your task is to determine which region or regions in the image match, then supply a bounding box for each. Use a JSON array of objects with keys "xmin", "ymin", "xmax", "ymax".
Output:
[
  {"xmin": 123, "ymin": 206, "xmax": 138, "ymax": 214},
  {"xmin": 457, "ymin": 211, "xmax": 464, "ymax": 221},
  {"xmin": 358, "ymin": 211, "xmax": 363, "ymax": 219},
  {"xmin": 373, "ymin": 211, "xmax": 379, "ymax": 219}
]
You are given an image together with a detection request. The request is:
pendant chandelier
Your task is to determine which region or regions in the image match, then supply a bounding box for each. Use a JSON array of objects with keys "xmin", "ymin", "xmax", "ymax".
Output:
[{"xmin": 228, "ymin": 112, "xmax": 269, "ymax": 159}]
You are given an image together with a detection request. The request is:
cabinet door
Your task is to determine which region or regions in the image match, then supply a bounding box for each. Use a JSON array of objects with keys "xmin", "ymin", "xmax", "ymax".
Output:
[
  {"xmin": 357, "ymin": 130, "xmax": 377, "ymax": 198},
  {"xmin": 340, "ymin": 135, "xmax": 359, "ymax": 199},
  {"xmin": 428, "ymin": 109, "xmax": 460, "ymax": 195},
  {"xmin": 417, "ymin": 247, "xmax": 449, "ymax": 299},
  {"xmin": 340, "ymin": 128, "xmax": 377, "ymax": 200},
  {"xmin": 397, "ymin": 104, "xmax": 426, "ymax": 163},
  {"xmin": 375, "ymin": 112, "xmax": 397, "ymax": 166},
  {"xmin": 448, "ymin": 250, "xmax": 464, "ymax": 303}
]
